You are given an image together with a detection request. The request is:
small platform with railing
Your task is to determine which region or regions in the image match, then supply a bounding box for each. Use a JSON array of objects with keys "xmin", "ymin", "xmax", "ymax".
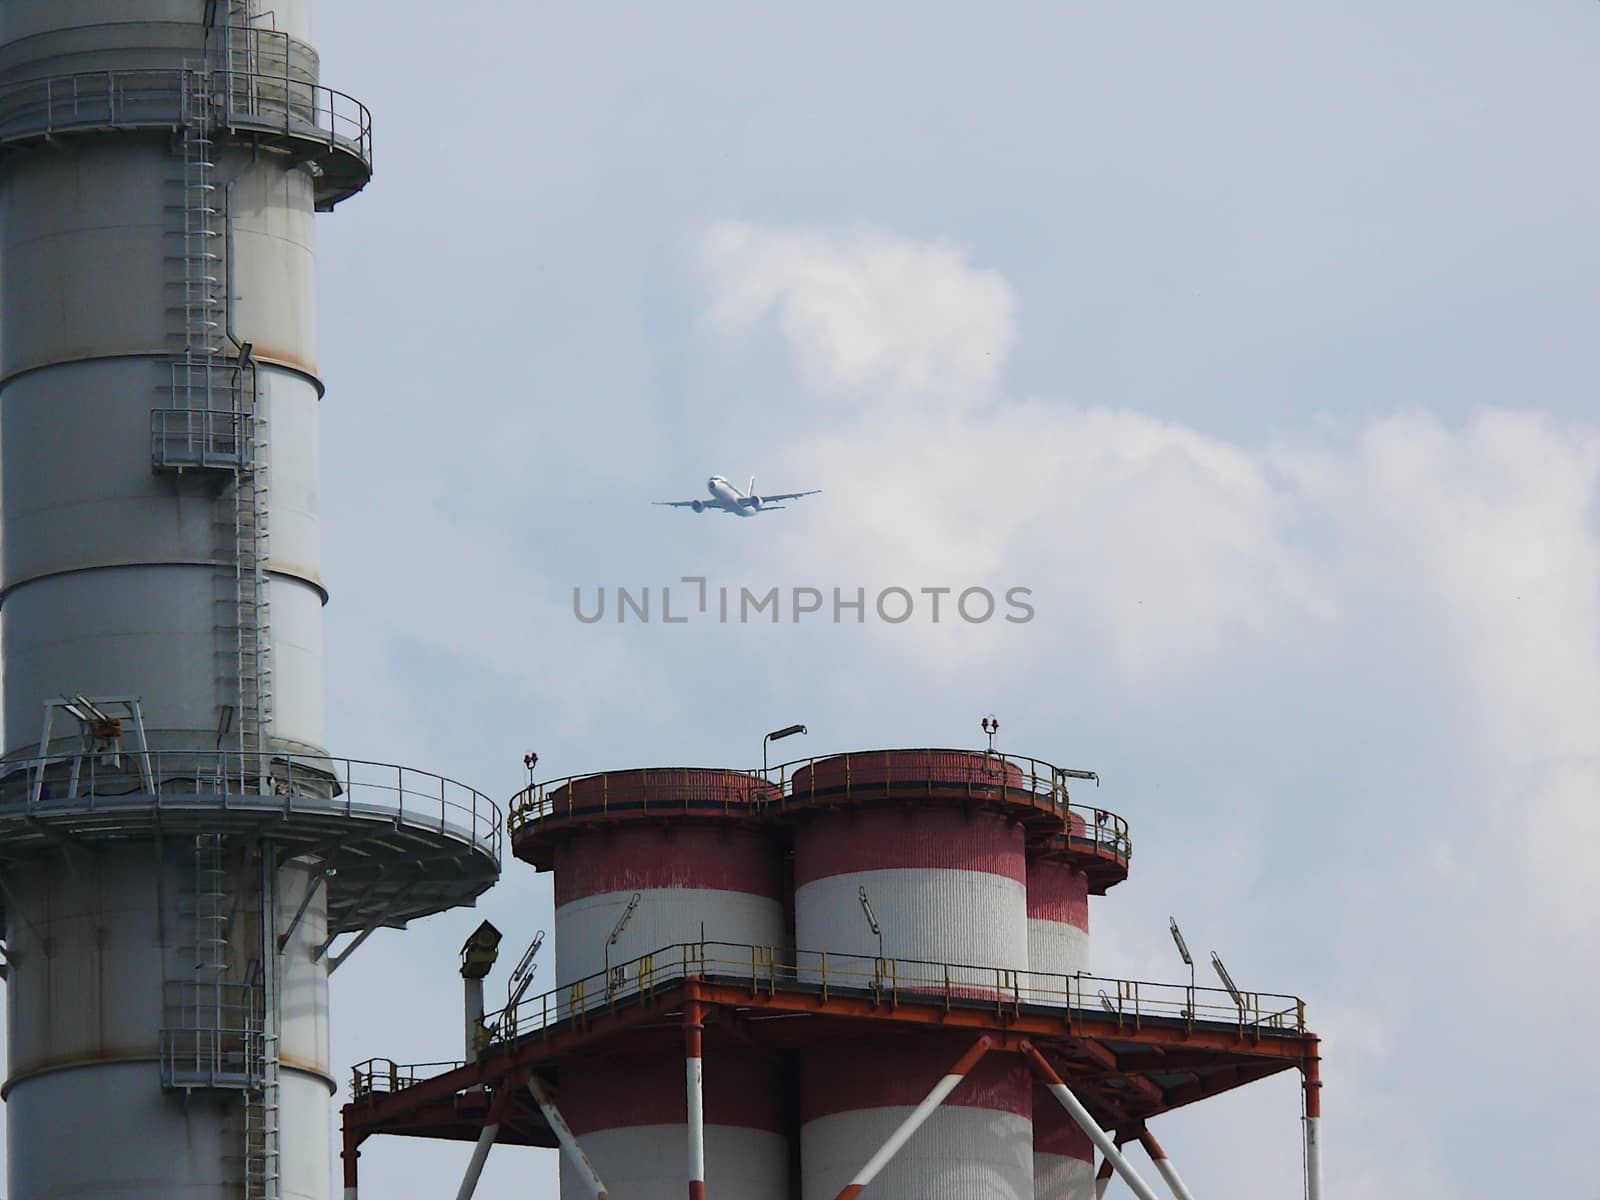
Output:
[
  {"xmin": 0, "ymin": 66, "xmax": 372, "ymax": 209},
  {"xmin": 0, "ymin": 750, "xmax": 500, "ymax": 931},
  {"xmin": 509, "ymin": 749, "xmax": 1132, "ymax": 888}
]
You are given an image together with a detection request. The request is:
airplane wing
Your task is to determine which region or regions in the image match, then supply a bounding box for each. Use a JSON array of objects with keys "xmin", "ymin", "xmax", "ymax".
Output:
[
  {"xmin": 739, "ymin": 489, "xmax": 821, "ymax": 506},
  {"xmin": 653, "ymin": 500, "xmax": 706, "ymax": 509}
]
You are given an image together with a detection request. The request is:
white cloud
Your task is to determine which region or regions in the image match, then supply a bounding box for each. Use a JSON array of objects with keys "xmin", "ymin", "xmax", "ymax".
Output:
[
  {"xmin": 697, "ymin": 219, "xmax": 1600, "ymax": 1197},
  {"xmin": 700, "ymin": 221, "xmax": 1015, "ymax": 405}
]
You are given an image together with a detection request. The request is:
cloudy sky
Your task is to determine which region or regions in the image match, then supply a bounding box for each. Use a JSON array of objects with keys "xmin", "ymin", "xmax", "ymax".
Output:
[{"xmin": 167, "ymin": 2, "xmax": 1600, "ymax": 1195}]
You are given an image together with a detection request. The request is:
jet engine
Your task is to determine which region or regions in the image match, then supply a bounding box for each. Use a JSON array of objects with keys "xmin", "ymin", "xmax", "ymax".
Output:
[
  {"xmin": 748, "ymin": 495, "xmax": 763, "ymax": 510},
  {"xmin": 691, "ymin": 499, "xmax": 705, "ymax": 513}
]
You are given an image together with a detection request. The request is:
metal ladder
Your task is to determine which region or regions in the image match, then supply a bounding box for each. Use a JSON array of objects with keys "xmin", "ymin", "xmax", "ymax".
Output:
[
  {"xmin": 191, "ymin": 832, "xmax": 231, "ymax": 978},
  {"xmin": 243, "ymin": 846, "xmax": 282, "ymax": 1200},
  {"xmin": 231, "ymin": 404, "xmax": 273, "ymax": 774},
  {"xmin": 242, "ymin": 983, "xmax": 280, "ymax": 1200},
  {"xmin": 172, "ymin": 66, "xmax": 227, "ymax": 419},
  {"xmin": 164, "ymin": 56, "xmax": 273, "ymax": 777}
]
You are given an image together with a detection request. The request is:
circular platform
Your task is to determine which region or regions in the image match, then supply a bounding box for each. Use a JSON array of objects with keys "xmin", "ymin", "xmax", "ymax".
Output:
[
  {"xmin": 0, "ymin": 750, "xmax": 499, "ymax": 932},
  {"xmin": 510, "ymin": 767, "xmax": 776, "ymax": 869},
  {"xmin": 775, "ymin": 749, "xmax": 1076, "ymax": 843},
  {"xmin": 0, "ymin": 67, "xmax": 373, "ymax": 209}
]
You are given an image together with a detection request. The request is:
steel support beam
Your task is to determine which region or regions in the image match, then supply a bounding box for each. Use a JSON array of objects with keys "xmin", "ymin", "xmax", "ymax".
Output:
[
  {"xmin": 341, "ymin": 1128, "xmax": 362, "ymax": 1200},
  {"xmin": 1020, "ymin": 1041, "xmax": 1163, "ymax": 1200},
  {"xmin": 1138, "ymin": 1131, "xmax": 1198, "ymax": 1200},
  {"xmin": 527, "ymin": 1075, "xmax": 611, "ymax": 1199},
  {"xmin": 833, "ymin": 1035, "xmax": 994, "ymax": 1200},
  {"xmin": 686, "ymin": 998, "xmax": 707, "ymax": 1200},
  {"xmin": 452, "ymin": 1088, "xmax": 513, "ymax": 1200}
]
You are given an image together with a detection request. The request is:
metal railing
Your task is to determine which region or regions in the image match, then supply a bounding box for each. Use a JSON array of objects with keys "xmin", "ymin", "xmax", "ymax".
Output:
[
  {"xmin": 0, "ymin": 750, "xmax": 501, "ymax": 860},
  {"xmin": 461, "ymin": 941, "xmax": 1306, "ymax": 1053},
  {"xmin": 0, "ymin": 66, "xmax": 372, "ymax": 171},
  {"xmin": 349, "ymin": 940, "xmax": 1306, "ymax": 1098},
  {"xmin": 509, "ymin": 751, "xmax": 1132, "ymax": 868},
  {"xmin": 351, "ymin": 1057, "xmax": 466, "ymax": 1100},
  {"xmin": 151, "ymin": 407, "xmax": 251, "ymax": 471}
]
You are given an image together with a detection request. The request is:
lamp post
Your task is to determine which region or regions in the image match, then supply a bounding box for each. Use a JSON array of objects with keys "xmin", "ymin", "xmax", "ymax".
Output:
[
  {"xmin": 858, "ymin": 885, "xmax": 884, "ymax": 989},
  {"xmin": 459, "ymin": 921, "xmax": 502, "ymax": 1065},
  {"xmin": 762, "ymin": 723, "xmax": 807, "ymax": 776}
]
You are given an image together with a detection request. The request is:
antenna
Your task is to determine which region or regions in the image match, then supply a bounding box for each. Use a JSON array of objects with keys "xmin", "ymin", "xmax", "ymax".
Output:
[{"xmin": 1211, "ymin": 951, "xmax": 1246, "ymax": 1013}]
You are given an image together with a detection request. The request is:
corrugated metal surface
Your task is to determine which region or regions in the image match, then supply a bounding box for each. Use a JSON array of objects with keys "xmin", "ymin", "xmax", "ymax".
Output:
[
  {"xmin": 800, "ymin": 1107, "xmax": 1034, "ymax": 1200},
  {"xmin": 559, "ymin": 1124, "xmax": 788, "ymax": 1200},
  {"xmin": 1035, "ymin": 1152, "xmax": 1097, "ymax": 1200},
  {"xmin": 555, "ymin": 886, "xmax": 784, "ymax": 989},
  {"xmin": 796, "ymin": 868, "xmax": 1027, "ymax": 981}
]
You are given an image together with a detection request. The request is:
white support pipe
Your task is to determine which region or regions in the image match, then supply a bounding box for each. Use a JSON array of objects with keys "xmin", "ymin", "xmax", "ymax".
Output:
[
  {"xmin": 528, "ymin": 1076, "xmax": 611, "ymax": 1199},
  {"xmin": 1304, "ymin": 1045, "xmax": 1323, "ymax": 1200},
  {"xmin": 1096, "ymin": 1155, "xmax": 1115, "ymax": 1199},
  {"xmin": 687, "ymin": 1054, "xmax": 706, "ymax": 1198},
  {"xmin": 1305, "ymin": 1116, "xmax": 1321, "ymax": 1200},
  {"xmin": 834, "ymin": 1036, "xmax": 993, "ymax": 1200},
  {"xmin": 1020, "ymin": 1043, "xmax": 1163, "ymax": 1200},
  {"xmin": 464, "ymin": 975, "xmax": 484, "ymax": 1064},
  {"xmin": 452, "ymin": 1121, "xmax": 499, "ymax": 1200},
  {"xmin": 1138, "ymin": 1131, "xmax": 1198, "ymax": 1200},
  {"xmin": 686, "ymin": 998, "xmax": 707, "ymax": 1200}
]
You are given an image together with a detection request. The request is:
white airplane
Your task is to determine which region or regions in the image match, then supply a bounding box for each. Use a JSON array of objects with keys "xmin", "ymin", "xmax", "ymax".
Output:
[{"xmin": 654, "ymin": 475, "xmax": 821, "ymax": 517}]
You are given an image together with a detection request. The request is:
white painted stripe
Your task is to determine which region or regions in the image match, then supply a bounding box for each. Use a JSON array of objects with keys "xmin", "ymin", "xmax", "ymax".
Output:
[
  {"xmin": 560, "ymin": 1124, "xmax": 787, "ymax": 1199},
  {"xmin": 1042, "ymin": 1083, "xmax": 1163, "ymax": 1200},
  {"xmin": 795, "ymin": 868, "xmax": 1028, "ymax": 978},
  {"xmin": 687, "ymin": 1057, "xmax": 706, "ymax": 1183},
  {"xmin": 1027, "ymin": 916, "xmax": 1090, "ymax": 975},
  {"xmin": 845, "ymin": 1073, "xmax": 965, "ymax": 1187},
  {"xmin": 1035, "ymin": 1152, "xmax": 1096, "ymax": 1200},
  {"xmin": 556, "ymin": 888, "xmax": 785, "ymax": 988},
  {"xmin": 802, "ymin": 1106, "xmax": 1033, "ymax": 1200}
]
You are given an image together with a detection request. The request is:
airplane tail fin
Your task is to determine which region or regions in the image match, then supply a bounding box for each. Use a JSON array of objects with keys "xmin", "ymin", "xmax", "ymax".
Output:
[{"xmin": 748, "ymin": 476, "xmax": 757, "ymax": 498}]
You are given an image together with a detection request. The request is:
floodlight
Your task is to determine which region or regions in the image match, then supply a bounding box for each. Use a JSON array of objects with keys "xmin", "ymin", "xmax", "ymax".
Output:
[
  {"xmin": 1211, "ymin": 951, "xmax": 1245, "ymax": 1011},
  {"xmin": 763, "ymin": 724, "xmax": 808, "ymax": 775},
  {"xmin": 459, "ymin": 920, "xmax": 502, "ymax": 980},
  {"xmin": 1168, "ymin": 918, "xmax": 1192, "ymax": 967}
]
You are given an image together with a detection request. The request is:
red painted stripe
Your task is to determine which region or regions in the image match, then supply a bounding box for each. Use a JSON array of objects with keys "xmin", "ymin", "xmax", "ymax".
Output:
[
  {"xmin": 1026, "ymin": 859, "xmax": 1089, "ymax": 929},
  {"xmin": 552, "ymin": 826, "xmax": 781, "ymax": 906},
  {"xmin": 548, "ymin": 768, "xmax": 776, "ymax": 813},
  {"xmin": 793, "ymin": 807, "xmax": 1027, "ymax": 886},
  {"xmin": 1034, "ymin": 1083, "xmax": 1094, "ymax": 1160},
  {"xmin": 557, "ymin": 1053, "xmax": 783, "ymax": 1136},
  {"xmin": 800, "ymin": 1042, "xmax": 1032, "ymax": 1122},
  {"xmin": 791, "ymin": 750, "xmax": 1029, "ymax": 796}
]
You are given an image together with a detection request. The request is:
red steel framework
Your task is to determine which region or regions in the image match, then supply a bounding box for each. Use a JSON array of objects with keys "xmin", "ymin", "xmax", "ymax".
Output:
[{"xmin": 341, "ymin": 750, "xmax": 1322, "ymax": 1199}]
